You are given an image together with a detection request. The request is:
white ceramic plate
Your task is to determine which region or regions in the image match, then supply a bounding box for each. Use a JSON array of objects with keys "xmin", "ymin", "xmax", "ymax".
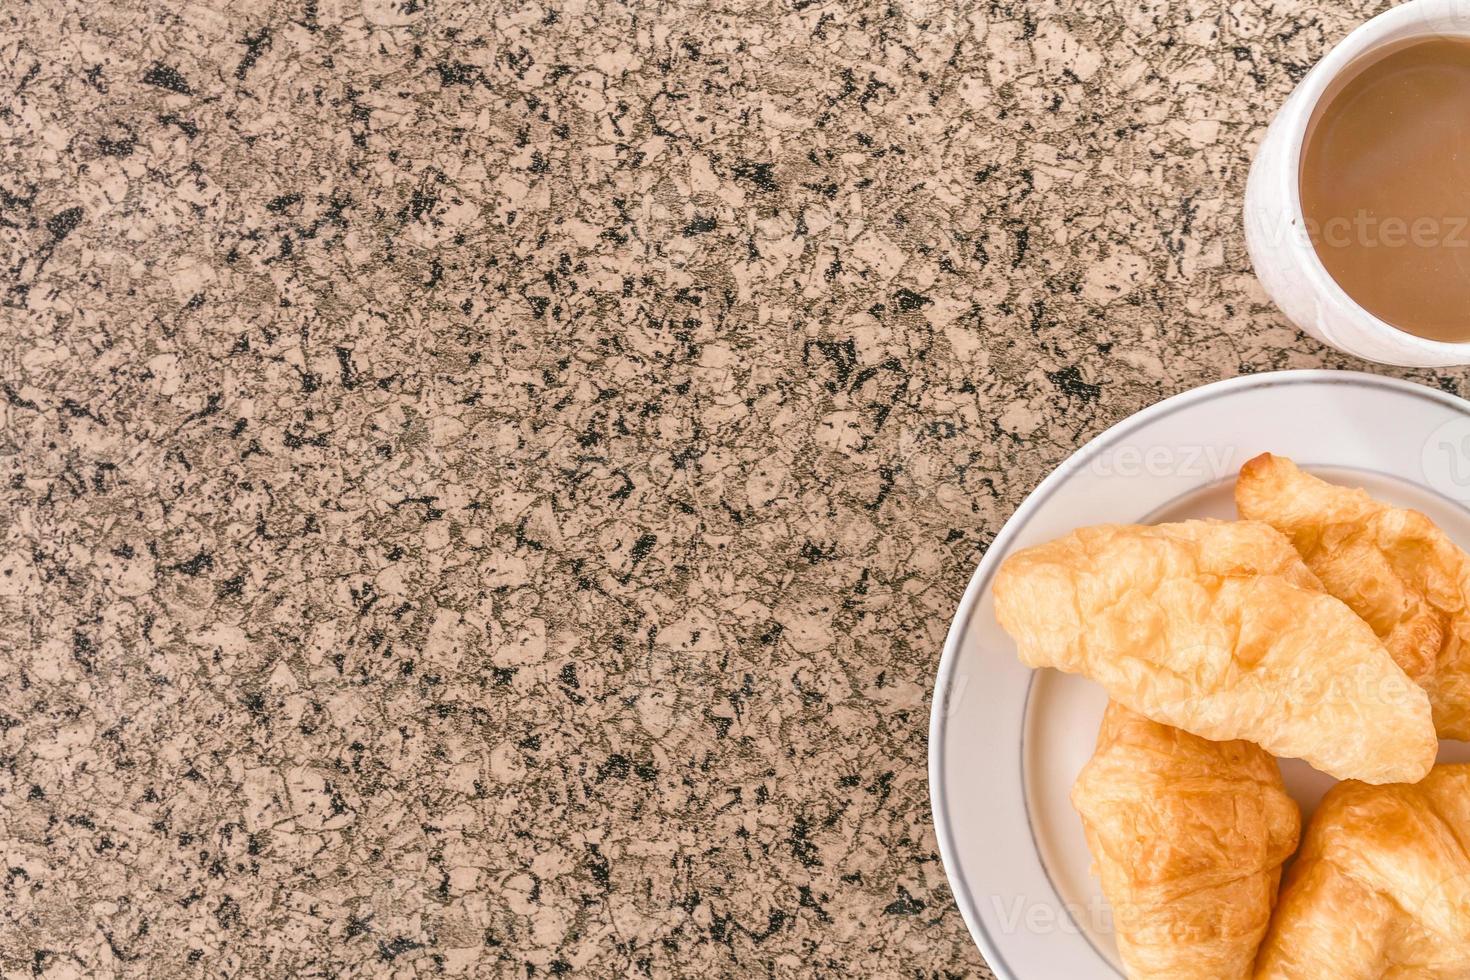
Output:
[{"xmin": 929, "ymin": 370, "xmax": 1470, "ymax": 979}]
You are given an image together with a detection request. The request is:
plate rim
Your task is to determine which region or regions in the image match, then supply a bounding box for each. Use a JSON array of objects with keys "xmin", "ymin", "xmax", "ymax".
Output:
[{"xmin": 927, "ymin": 368, "xmax": 1470, "ymax": 978}]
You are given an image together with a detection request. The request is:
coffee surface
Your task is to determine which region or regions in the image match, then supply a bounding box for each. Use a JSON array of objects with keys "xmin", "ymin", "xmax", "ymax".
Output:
[{"xmin": 1301, "ymin": 37, "xmax": 1470, "ymax": 343}]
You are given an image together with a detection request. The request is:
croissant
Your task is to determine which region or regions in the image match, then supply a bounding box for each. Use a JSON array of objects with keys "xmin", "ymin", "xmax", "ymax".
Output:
[
  {"xmin": 1236, "ymin": 451, "xmax": 1470, "ymax": 739},
  {"xmin": 993, "ymin": 519, "xmax": 1436, "ymax": 783},
  {"xmin": 1255, "ymin": 765, "xmax": 1470, "ymax": 978},
  {"xmin": 1072, "ymin": 703, "xmax": 1299, "ymax": 980}
]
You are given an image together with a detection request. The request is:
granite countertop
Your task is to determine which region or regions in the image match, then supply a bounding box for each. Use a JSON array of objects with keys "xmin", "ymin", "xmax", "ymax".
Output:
[{"xmin": 0, "ymin": 0, "xmax": 1458, "ymax": 976}]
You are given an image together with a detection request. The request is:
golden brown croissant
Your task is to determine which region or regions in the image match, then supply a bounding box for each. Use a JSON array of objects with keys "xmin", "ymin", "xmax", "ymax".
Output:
[
  {"xmin": 1072, "ymin": 703, "xmax": 1300, "ymax": 980},
  {"xmin": 1236, "ymin": 451, "xmax": 1470, "ymax": 739},
  {"xmin": 994, "ymin": 519, "xmax": 1436, "ymax": 783},
  {"xmin": 1255, "ymin": 765, "xmax": 1470, "ymax": 979}
]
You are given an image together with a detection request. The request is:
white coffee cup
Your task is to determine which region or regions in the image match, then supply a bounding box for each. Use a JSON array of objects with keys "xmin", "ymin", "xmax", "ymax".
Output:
[{"xmin": 1245, "ymin": 0, "xmax": 1470, "ymax": 367}]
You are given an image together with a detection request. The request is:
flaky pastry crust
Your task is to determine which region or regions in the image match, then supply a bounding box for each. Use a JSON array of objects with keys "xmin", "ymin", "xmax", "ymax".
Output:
[
  {"xmin": 1255, "ymin": 765, "xmax": 1470, "ymax": 979},
  {"xmin": 1072, "ymin": 703, "xmax": 1299, "ymax": 980},
  {"xmin": 1236, "ymin": 451, "xmax": 1470, "ymax": 739},
  {"xmin": 994, "ymin": 519, "xmax": 1436, "ymax": 783}
]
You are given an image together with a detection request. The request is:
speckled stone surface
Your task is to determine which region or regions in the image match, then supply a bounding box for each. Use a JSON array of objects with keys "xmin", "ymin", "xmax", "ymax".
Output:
[{"xmin": 0, "ymin": 0, "xmax": 1462, "ymax": 976}]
